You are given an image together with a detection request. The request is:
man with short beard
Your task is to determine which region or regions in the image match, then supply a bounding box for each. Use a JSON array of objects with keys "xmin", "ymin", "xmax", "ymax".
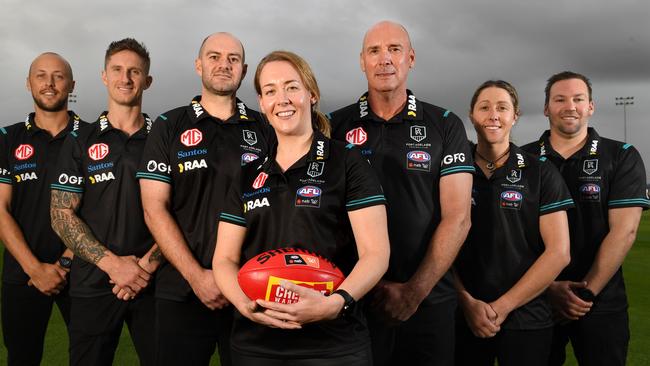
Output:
[
  {"xmin": 0, "ymin": 52, "xmax": 85, "ymax": 366},
  {"xmin": 137, "ymin": 32, "xmax": 270, "ymax": 366}
]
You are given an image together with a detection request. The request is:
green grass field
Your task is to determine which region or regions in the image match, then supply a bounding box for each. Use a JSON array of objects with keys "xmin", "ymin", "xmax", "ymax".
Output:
[{"xmin": 1, "ymin": 211, "xmax": 649, "ymax": 365}]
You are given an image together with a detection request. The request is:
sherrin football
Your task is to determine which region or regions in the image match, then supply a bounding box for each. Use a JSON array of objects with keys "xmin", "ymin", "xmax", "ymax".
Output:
[{"xmin": 238, "ymin": 247, "xmax": 345, "ymax": 304}]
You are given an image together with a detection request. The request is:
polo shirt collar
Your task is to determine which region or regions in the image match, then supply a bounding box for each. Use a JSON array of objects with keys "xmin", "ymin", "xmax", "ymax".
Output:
[
  {"xmin": 262, "ymin": 129, "xmax": 331, "ymax": 175},
  {"xmin": 96, "ymin": 111, "xmax": 153, "ymax": 138},
  {"xmin": 186, "ymin": 95, "xmax": 258, "ymax": 125},
  {"xmin": 355, "ymin": 89, "xmax": 424, "ymax": 124},
  {"xmin": 536, "ymin": 127, "xmax": 602, "ymax": 159},
  {"xmin": 24, "ymin": 111, "xmax": 82, "ymax": 138}
]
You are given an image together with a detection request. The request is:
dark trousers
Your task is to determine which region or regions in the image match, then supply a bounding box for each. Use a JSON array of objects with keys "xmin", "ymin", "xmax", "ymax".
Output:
[
  {"xmin": 367, "ymin": 298, "xmax": 457, "ymax": 366},
  {"xmin": 1, "ymin": 282, "xmax": 71, "ymax": 366},
  {"xmin": 548, "ymin": 310, "xmax": 629, "ymax": 366},
  {"xmin": 69, "ymin": 292, "xmax": 155, "ymax": 366},
  {"xmin": 455, "ymin": 315, "xmax": 553, "ymax": 366},
  {"xmin": 155, "ymin": 296, "xmax": 234, "ymax": 366},
  {"xmin": 232, "ymin": 347, "xmax": 372, "ymax": 366}
]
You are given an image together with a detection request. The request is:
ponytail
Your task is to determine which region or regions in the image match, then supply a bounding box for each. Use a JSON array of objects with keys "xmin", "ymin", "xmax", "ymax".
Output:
[{"xmin": 312, "ymin": 110, "xmax": 331, "ymax": 138}]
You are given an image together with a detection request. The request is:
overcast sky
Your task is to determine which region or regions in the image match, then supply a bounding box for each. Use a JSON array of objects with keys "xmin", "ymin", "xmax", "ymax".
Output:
[{"xmin": 1, "ymin": 0, "xmax": 649, "ymax": 178}]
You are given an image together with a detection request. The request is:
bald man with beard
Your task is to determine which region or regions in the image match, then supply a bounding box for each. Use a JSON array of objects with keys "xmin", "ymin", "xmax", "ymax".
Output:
[{"xmin": 0, "ymin": 52, "xmax": 85, "ymax": 366}]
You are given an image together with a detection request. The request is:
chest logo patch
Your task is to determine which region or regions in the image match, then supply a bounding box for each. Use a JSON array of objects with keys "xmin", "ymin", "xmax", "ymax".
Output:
[
  {"xmin": 244, "ymin": 197, "xmax": 270, "ymax": 213},
  {"xmin": 345, "ymin": 127, "xmax": 367, "ymax": 146},
  {"xmin": 500, "ymin": 190, "xmax": 523, "ymax": 210},
  {"xmin": 180, "ymin": 129, "xmax": 203, "ymax": 147},
  {"xmin": 406, "ymin": 151, "xmax": 431, "ymax": 172},
  {"xmin": 88, "ymin": 143, "xmax": 109, "ymax": 161},
  {"xmin": 14, "ymin": 144, "xmax": 34, "ymax": 160},
  {"xmin": 580, "ymin": 183, "xmax": 601, "ymax": 201},
  {"xmin": 241, "ymin": 153, "xmax": 259, "ymax": 166},
  {"xmin": 410, "ymin": 125, "xmax": 426, "ymax": 142},
  {"xmin": 506, "ymin": 169, "xmax": 522, "ymax": 183},
  {"xmin": 252, "ymin": 172, "xmax": 269, "ymax": 189},
  {"xmin": 583, "ymin": 159, "xmax": 598, "ymax": 175},
  {"xmin": 243, "ymin": 130, "xmax": 257, "ymax": 146},
  {"xmin": 295, "ymin": 185, "xmax": 322, "ymax": 208},
  {"xmin": 306, "ymin": 162, "xmax": 325, "ymax": 178}
]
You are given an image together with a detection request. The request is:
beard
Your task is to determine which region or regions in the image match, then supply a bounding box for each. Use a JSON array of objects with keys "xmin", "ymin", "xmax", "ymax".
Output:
[
  {"xmin": 32, "ymin": 93, "xmax": 67, "ymax": 112},
  {"xmin": 201, "ymin": 74, "xmax": 242, "ymax": 97}
]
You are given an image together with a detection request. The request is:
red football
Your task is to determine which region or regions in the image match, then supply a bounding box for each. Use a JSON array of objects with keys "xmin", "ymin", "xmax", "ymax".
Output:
[{"xmin": 238, "ymin": 247, "xmax": 345, "ymax": 304}]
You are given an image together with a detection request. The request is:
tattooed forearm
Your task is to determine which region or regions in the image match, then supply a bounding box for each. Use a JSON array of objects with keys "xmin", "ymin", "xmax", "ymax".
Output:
[
  {"xmin": 50, "ymin": 190, "xmax": 108, "ymax": 264},
  {"xmin": 149, "ymin": 247, "xmax": 163, "ymax": 264}
]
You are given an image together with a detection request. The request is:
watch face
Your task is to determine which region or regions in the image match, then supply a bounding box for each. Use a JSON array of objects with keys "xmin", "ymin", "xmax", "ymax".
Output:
[{"xmin": 58, "ymin": 256, "xmax": 72, "ymax": 269}]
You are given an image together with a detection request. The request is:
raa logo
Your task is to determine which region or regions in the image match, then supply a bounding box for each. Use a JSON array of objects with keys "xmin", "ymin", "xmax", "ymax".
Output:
[
  {"xmin": 14, "ymin": 172, "xmax": 37, "ymax": 183},
  {"xmin": 89, "ymin": 172, "xmax": 115, "ymax": 184},
  {"xmin": 178, "ymin": 159, "xmax": 208, "ymax": 173}
]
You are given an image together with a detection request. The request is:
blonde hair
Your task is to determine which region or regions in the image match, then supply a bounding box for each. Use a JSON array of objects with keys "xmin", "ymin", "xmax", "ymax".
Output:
[{"xmin": 254, "ymin": 50, "xmax": 330, "ymax": 137}]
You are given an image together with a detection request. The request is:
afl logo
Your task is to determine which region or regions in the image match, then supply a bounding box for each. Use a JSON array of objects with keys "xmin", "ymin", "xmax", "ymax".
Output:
[
  {"xmin": 252, "ymin": 172, "xmax": 269, "ymax": 189},
  {"xmin": 14, "ymin": 144, "xmax": 34, "ymax": 160},
  {"xmin": 180, "ymin": 129, "xmax": 203, "ymax": 147},
  {"xmin": 501, "ymin": 191, "xmax": 523, "ymax": 202},
  {"xmin": 345, "ymin": 127, "xmax": 367, "ymax": 145},
  {"xmin": 407, "ymin": 151, "xmax": 430, "ymax": 163},
  {"xmin": 88, "ymin": 143, "xmax": 109, "ymax": 161},
  {"xmin": 241, "ymin": 153, "xmax": 259, "ymax": 164},
  {"xmin": 580, "ymin": 183, "xmax": 600, "ymax": 193},
  {"xmin": 297, "ymin": 186, "xmax": 321, "ymax": 198}
]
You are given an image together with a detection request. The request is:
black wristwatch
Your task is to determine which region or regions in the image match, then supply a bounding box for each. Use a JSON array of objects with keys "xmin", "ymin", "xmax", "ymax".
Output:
[
  {"xmin": 332, "ymin": 289, "xmax": 356, "ymax": 318},
  {"xmin": 58, "ymin": 256, "xmax": 72, "ymax": 269},
  {"xmin": 574, "ymin": 288, "xmax": 596, "ymax": 302}
]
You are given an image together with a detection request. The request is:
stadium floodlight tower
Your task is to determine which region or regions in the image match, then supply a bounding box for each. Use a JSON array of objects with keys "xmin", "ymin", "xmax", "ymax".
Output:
[{"xmin": 615, "ymin": 96, "xmax": 634, "ymax": 143}]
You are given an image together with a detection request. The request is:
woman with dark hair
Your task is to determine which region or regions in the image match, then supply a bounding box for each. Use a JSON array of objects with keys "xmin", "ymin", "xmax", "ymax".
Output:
[
  {"xmin": 454, "ymin": 80, "xmax": 573, "ymax": 365},
  {"xmin": 213, "ymin": 50, "xmax": 390, "ymax": 365}
]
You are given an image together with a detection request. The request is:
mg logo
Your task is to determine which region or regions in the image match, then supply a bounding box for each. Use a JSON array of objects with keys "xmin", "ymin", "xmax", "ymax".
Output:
[
  {"xmin": 14, "ymin": 144, "xmax": 34, "ymax": 160},
  {"xmin": 88, "ymin": 143, "xmax": 109, "ymax": 161},
  {"xmin": 252, "ymin": 172, "xmax": 269, "ymax": 189},
  {"xmin": 180, "ymin": 129, "xmax": 203, "ymax": 147},
  {"xmin": 345, "ymin": 127, "xmax": 367, "ymax": 145}
]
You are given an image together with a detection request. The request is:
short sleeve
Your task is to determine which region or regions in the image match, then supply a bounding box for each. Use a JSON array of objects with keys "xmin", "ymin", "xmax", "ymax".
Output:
[
  {"xmin": 0, "ymin": 128, "xmax": 12, "ymax": 185},
  {"xmin": 440, "ymin": 112, "xmax": 475, "ymax": 177},
  {"xmin": 607, "ymin": 144, "xmax": 650, "ymax": 210},
  {"xmin": 539, "ymin": 157, "xmax": 575, "ymax": 215},
  {"xmin": 219, "ymin": 168, "xmax": 247, "ymax": 227},
  {"xmin": 345, "ymin": 147, "xmax": 386, "ymax": 211},
  {"xmin": 136, "ymin": 115, "xmax": 172, "ymax": 184},
  {"xmin": 50, "ymin": 133, "xmax": 84, "ymax": 193}
]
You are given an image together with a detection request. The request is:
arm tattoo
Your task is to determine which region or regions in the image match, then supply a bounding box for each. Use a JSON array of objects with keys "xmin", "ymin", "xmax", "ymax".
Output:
[
  {"xmin": 50, "ymin": 190, "xmax": 108, "ymax": 264},
  {"xmin": 149, "ymin": 247, "xmax": 163, "ymax": 264}
]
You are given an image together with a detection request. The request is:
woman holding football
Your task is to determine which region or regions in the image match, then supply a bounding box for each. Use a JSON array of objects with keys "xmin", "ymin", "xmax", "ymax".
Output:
[
  {"xmin": 453, "ymin": 80, "xmax": 573, "ymax": 365},
  {"xmin": 213, "ymin": 50, "xmax": 390, "ymax": 365}
]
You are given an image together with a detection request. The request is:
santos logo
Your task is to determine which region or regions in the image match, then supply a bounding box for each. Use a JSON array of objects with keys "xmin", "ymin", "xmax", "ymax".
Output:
[
  {"xmin": 442, "ymin": 153, "xmax": 465, "ymax": 165},
  {"xmin": 14, "ymin": 144, "xmax": 34, "ymax": 160},
  {"xmin": 180, "ymin": 129, "xmax": 203, "ymax": 147},
  {"xmin": 14, "ymin": 172, "xmax": 37, "ymax": 183},
  {"xmin": 89, "ymin": 172, "xmax": 115, "ymax": 184},
  {"xmin": 58, "ymin": 174, "xmax": 83, "ymax": 185},
  {"xmin": 88, "ymin": 143, "xmax": 109, "ymax": 161},
  {"xmin": 178, "ymin": 159, "xmax": 207, "ymax": 173},
  {"xmin": 243, "ymin": 197, "xmax": 270, "ymax": 212}
]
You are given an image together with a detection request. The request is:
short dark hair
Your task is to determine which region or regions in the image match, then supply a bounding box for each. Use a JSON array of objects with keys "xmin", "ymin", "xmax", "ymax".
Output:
[
  {"xmin": 545, "ymin": 71, "xmax": 592, "ymax": 106},
  {"xmin": 104, "ymin": 38, "xmax": 151, "ymax": 73}
]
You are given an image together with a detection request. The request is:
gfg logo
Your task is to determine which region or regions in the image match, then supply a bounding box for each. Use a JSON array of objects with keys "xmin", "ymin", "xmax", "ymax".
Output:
[
  {"xmin": 58, "ymin": 173, "xmax": 83, "ymax": 185},
  {"xmin": 442, "ymin": 153, "xmax": 465, "ymax": 165}
]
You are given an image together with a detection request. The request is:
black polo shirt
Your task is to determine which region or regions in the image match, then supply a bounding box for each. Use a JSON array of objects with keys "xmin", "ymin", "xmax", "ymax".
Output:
[
  {"xmin": 0, "ymin": 112, "xmax": 84, "ymax": 285},
  {"xmin": 456, "ymin": 143, "xmax": 574, "ymax": 330},
  {"xmin": 136, "ymin": 96, "xmax": 270, "ymax": 301},
  {"xmin": 219, "ymin": 130, "xmax": 385, "ymax": 358},
  {"xmin": 50, "ymin": 112, "xmax": 154, "ymax": 297},
  {"xmin": 328, "ymin": 90, "xmax": 475, "ymax": 304},
  {"xmin": 522, "ymin": 128, "xmax": 649, "ymax": 313}
]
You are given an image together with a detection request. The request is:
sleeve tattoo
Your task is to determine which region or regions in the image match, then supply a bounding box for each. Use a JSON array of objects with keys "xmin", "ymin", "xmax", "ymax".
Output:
[{"xmin": 50, "ymin": 190, "xmax": 108, "ymax": 264}]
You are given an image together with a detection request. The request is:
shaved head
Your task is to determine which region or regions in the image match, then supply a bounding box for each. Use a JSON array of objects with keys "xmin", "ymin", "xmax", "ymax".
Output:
[
  {"xmin": 362, "ymin": 20, "xmax": 413, "ymax": 51},
  {"xmin": 198, "ymin": 32, "xmax": 246, "ymax": 63},
  {"xmin": 29, "ymin": 52, "xmax": 73, "ymax": 79}
]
